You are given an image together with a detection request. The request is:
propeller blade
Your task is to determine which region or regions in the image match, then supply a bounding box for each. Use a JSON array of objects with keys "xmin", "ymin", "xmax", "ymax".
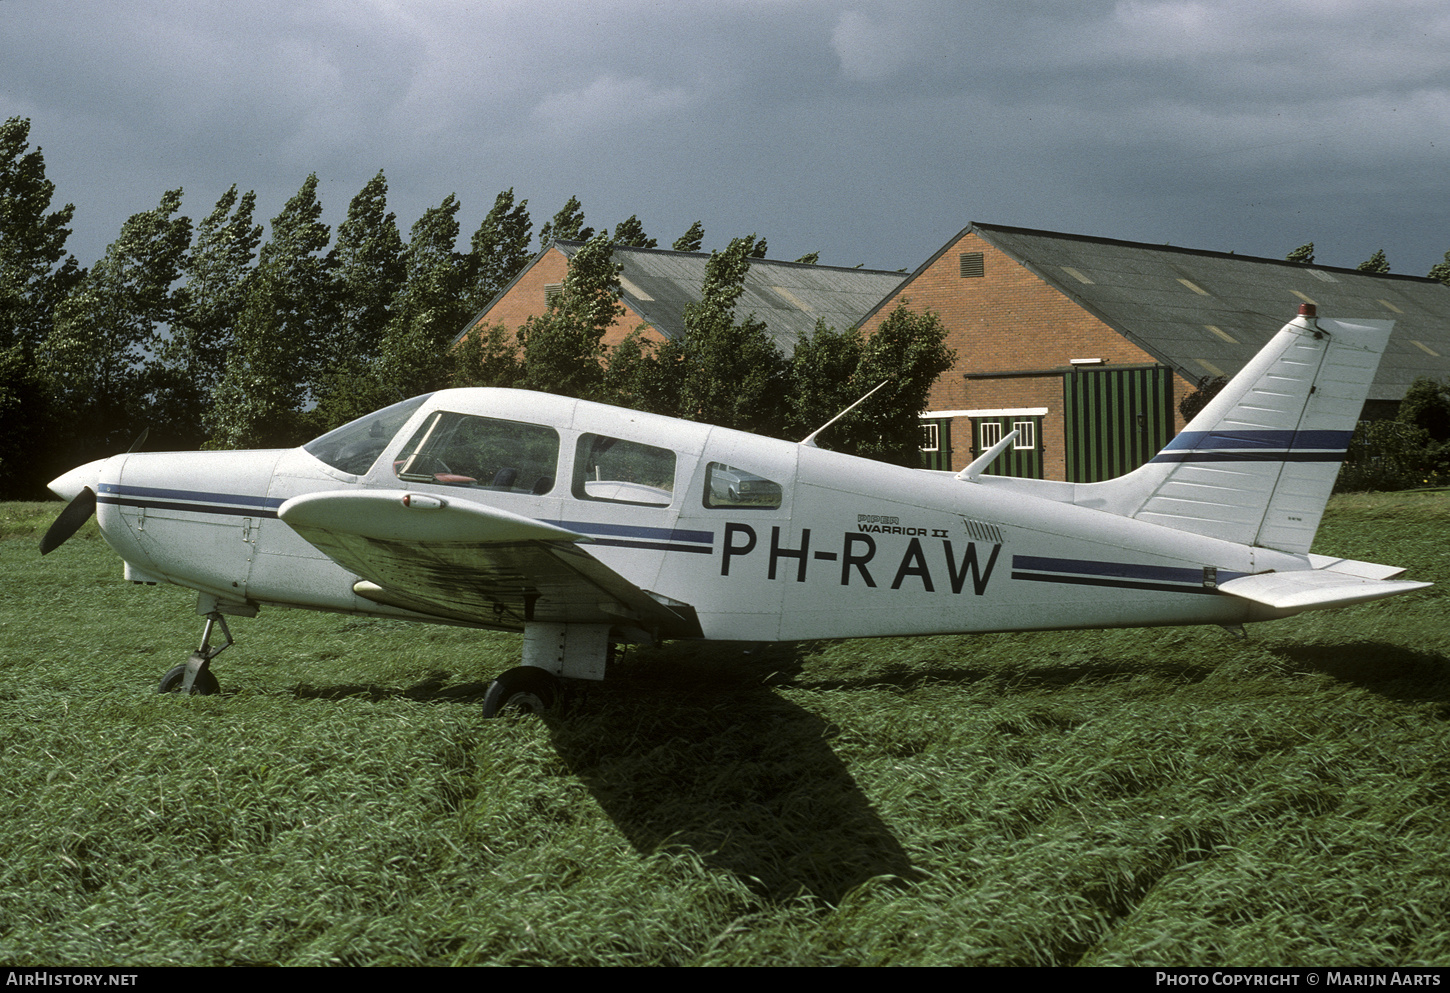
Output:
[{"xmin": 39, "ymin": 486, "xmax": 98, "ymax": 555}]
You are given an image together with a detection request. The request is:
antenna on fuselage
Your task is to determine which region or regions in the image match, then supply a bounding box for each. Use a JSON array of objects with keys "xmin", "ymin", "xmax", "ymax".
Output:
[
  {"xmin": 957, "ymin": 429, "xmax": 1019, "ymax": 482},
  {"xmin": 799, "ymin": 380, "xmax": 889, "ymax": 448}
]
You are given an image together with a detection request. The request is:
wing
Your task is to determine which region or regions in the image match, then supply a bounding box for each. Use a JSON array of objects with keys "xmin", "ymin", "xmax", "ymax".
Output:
[{"xmin": 277, "ymin": 490, "xmax": 701, "ymax": 637}]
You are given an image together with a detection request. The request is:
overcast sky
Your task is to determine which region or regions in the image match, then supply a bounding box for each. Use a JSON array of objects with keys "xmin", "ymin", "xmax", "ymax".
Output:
[{"xmin": 5, "ymin": 0, "xmax": 1448, "ymax": 282}]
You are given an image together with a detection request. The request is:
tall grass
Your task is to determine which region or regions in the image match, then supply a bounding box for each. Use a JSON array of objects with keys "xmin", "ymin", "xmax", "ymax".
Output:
[{"xmin": 1, "ymin": 494, "xmax": 1446, "ymax": 966}]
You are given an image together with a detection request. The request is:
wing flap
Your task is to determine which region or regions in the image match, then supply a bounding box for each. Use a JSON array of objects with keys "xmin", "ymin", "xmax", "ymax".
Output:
[{"xmin": 278, "ymin": 491, "xmax": 701, "ymax": 636}]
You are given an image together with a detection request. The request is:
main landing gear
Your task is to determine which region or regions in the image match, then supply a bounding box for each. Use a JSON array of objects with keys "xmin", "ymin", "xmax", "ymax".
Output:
[
  {"xmin": 480, "ymin": 622, "xmax": 615, "ymax": 719},
  {"xmin": 481, "ymin": 666, "xmax": 559, "ymax": 717}
]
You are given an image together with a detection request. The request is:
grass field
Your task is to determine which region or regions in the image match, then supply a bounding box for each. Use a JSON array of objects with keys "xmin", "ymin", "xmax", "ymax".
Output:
[{"xmin": 1, "ymin": 492, "xmax": 1447, "ymax": 966}]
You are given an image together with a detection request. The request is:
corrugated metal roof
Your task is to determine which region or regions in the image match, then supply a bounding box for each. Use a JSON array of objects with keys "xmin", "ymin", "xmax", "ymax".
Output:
[
  {"xmin": 556, "ymin": 241, "xmax": 908, "ymax": 354},
  {"xmin": 968, "ymin": 223, "xmax": 1450, "ymax": 402}
]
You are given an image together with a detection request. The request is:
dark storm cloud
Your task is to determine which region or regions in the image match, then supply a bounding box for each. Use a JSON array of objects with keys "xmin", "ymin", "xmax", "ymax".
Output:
[{"xmin": 3, "ymin": 0, "xmax": 1447, "ymax": 279}]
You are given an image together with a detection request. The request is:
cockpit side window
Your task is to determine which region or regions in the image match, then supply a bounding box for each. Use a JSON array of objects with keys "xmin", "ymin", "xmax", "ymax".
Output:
[
  {"xmin": 572, "ymin": 434, "xmax": 675, "ymax": 506},
  {"xmin": 303, "ymin": 393, "xmax": 434, "ymax": 475},
  {"xmin": 703, "ymin": 462, "xmax": 783, "ymax": 510},
  {"xmin": 395, "ymin": 411, "xmax": 559, "ymax": 494}
]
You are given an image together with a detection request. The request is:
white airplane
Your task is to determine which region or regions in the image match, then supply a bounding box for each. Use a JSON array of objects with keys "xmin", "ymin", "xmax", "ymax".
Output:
[{"xmin": 41, "ymin": 304, "xmax": 1429, "ymax": 715}]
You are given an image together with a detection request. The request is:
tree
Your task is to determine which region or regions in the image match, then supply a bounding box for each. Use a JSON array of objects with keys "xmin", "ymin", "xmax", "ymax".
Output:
[
  {"xmin": 41, "ymin": 188, "xmax": 192, "ymax": 462},
  {"xmin": 452, "ymin": 322, "xmax": 521, "ymax": 390},
  {"xmin": 1358, "ymin": 249, "xmax": 1390, "ymax": 273},
  {"xmin": 659, "ymin": 234, "xmax": 788, "ymax": 434},
  {"xmin": 0, "ymin": 117, "xmax": 81, "ymax": 355},
  {"xmin": 330, "ymin": 170, "xmax": 404, "ymax": 368},
  {"xmin": 1398, "ymin": 376, "xmax": 1450, "ymax": 443},
  {"xmin": 149, "ymin": 184, "xmax": 261, "ymax": 449},
  {"xmin": 517, "ymin": 233, "xmax": 622, "ymax": 400},
  {"xmin": 537, "ymin": 195, "xmax": 593, "ymax": 247},
  {"xmin": 1428, "ymin": 251, "xmax": 1450, "ymax": 286},
  {"xmin": 787, "ymin": 320, "xmax": 863, "ymax": 439},
  {"xmin": 0, "ymin": 117, "xmax": 82, "ymax": 495},
  {"xmin": 672, "ymin": 220, "xmax": 704, "ymax": 253},
  {"xmin": 1285, "ymin": 243, "xmax": 1314, "ymax": 264},
  {"xmin": 208, "ymin": 174, "xmax": 332, "ymax": 448},
  {"xmin": 1179, "ymin": 374, "xmax": 1228, "ymax": 423},
  {"xmin": 612, "ymin": 214, "xmax": 657, "ymax": 249},
  {"xmin": 466, "ymin": 188, "xmax": 533, "ymax": 311},
  {"xmin": 841, "ymin": 303, "xmax": 955, "ymax": 465},
  {"xmin": 379, "ymin": 196, "xmax": 472, "ymax": 397},
  {"xmin": 602, "ymin": 326, "xmax": 670, "ymax": 414},
  {"xmin": 748, "ymin": 238, "xmax": 768, "ymax": 259},
  {"xmin": 794, "ymin": 251, "xmax": 820, "ymax": 265}
]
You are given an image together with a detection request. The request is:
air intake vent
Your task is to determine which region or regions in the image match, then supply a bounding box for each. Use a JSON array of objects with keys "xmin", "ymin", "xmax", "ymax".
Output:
[
  {"xmin": 962, "ymin": 519, "xmax": 1003, "ymax": 543},
  {"xmin": 960, "ymin": 252, "xmax": 985, "ymax": 278}
]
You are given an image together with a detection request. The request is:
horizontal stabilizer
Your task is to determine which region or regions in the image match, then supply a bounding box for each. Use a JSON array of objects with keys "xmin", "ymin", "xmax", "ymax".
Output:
[{"xmin": 1218, "ymin": 570, "xmax": 1430, "ymax": 612}]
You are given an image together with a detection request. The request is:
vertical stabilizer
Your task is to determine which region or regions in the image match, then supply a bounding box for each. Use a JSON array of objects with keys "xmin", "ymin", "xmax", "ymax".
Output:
[{"xmin": 1079, "ymin": 307, "xmax": 1393, "ymax": 554}]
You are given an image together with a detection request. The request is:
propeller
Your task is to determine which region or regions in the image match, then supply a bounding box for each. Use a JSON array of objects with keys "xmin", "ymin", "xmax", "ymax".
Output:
[{"xmin": 38, "ymin": 428, "xmax": 147, "ymax": 556}]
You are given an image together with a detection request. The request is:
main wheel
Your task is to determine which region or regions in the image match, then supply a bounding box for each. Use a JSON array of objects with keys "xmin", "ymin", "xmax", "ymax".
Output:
[
  {"xmin": 482, "ymin": 666, "xmax": 557, "ymax": 718},
  {"xmin": 158, "ymin": 664, "xmax": 220, "ymax": 696}
]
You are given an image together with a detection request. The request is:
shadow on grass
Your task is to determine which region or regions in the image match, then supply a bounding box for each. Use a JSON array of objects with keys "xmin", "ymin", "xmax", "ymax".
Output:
[
  {"xmin": 1269, "ymin": 640, "xmax": 1450, "ymax": 709},
  {"xmin": 538, "ymin": 640, "xmax": 923, "ymax": 906}
]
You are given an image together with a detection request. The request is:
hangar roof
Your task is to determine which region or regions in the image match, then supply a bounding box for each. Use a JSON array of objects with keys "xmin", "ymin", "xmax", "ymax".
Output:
[
  {"xmin": 910, "ymin": 223, "xmax": 1450, "ymax": 401},
  {"xmin": 550, "ymin": 241, "xmax": 908, "ymax": 354}
]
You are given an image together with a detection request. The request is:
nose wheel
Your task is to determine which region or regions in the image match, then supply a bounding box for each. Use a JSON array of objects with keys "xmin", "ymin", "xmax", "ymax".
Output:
[{"xmin": 158, "ymin": 611, "xmax": 232, "ymax": 696}]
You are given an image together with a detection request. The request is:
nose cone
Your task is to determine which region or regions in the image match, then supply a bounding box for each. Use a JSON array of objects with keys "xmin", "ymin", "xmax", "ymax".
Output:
[{"xmin": 48, "ymin": 459, "xmax": 106, "ymax": 502}]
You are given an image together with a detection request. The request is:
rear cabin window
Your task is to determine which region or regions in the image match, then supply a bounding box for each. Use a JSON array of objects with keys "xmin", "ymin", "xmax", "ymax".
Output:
[
  {"xmin": 395, "ymin": 411, "xmax": 559, "ymax": 494},
  {"xmin": 703, "ymin": 462, "xmax": 783, "ymax": 510},
  {"xmin": 573, "ymin": 434, "xmax": 675, "ymax": 506}
]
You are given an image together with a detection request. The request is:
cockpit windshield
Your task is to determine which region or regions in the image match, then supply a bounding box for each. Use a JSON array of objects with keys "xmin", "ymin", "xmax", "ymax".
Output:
[{"xmin": 302, "ymin": 393, "xmax": 434, "ymax": 475}]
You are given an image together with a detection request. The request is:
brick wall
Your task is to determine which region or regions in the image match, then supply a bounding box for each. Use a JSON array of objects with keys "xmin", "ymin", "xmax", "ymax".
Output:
[{"xmin": 861, "ymin": 230, "xmax": 1195, "ymax": 478}]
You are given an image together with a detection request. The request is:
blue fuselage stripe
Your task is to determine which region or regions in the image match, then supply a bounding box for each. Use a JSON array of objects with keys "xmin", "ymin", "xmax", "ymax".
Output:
[
  {"xmin": 97, "ymin": 484, "xmax": 283, "ymax": 518},
  {"xmin": 95, "ymin": 486, "xmax": 718, "ymax": 550},
  {"xmin": 1011, "ymin": 555, "xmax": 1246, "ymax": 595}
]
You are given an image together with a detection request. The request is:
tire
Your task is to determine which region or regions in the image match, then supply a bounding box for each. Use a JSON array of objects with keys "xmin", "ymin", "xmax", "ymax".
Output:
[
  {"xmin": 158, "ymin": 663, "xmax": 220, "ymax": 696},
  {"xmin": 481, "ymin": 666, "xmax": 557, "ymax": 718}
]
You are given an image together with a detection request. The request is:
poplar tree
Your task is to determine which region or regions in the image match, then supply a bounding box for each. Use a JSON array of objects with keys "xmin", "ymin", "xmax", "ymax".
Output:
[
  {"xmin": 370, "ymin": 194, "xmax": 473, "ymax": 405},
  {"xmin": 0, "ymin": 117, "xmax": 81, "ymax": 494},
  {"xmin": 672, "ymin": 220, "xmax": 704, "ymax": 253},
  {"xmin": 466, "ymin": 188, "xmax": 534, "ymax": 310},
  {"xmin": 208, "ymin": 174, "xmax": 331, "ymax": 448},
  {"xmin": 331, "ymin": 170, "xmax": 404, "ymax": 368},
  {"xmin": 149, "ymin": 184, "xmax": 261, "ymax": 448},
  {"xmin": 1, "ymin": 117, "xmax": 82, "ymax": 354},
  {"xmin": 1428, "ymin": 251, "xmax": 1450, "ymax": 286},
  {"xmin": 659, "ymin": 234, "xmax": 787, "ymax": 434},
  {"xmin": 517, "ymin": 233, "xmax": 621, "ymax": 400},
  {"xmin": 612, "ymin": 214, "xmax": 656, "ymax": 249},
  {"xmin": 537, "ymin": 195, "xmax": 592, "ymax": 247},
  {"xmin": 844, "ymin": 303, "xmax": 955, "ymax": 465},
  {"xmin": 1357, "ymin": 249, "xmax": 1390, "ymax": 273},
  {"xmin": 41, "ymin": 188, "xmax": 192, "ymax": 460}
]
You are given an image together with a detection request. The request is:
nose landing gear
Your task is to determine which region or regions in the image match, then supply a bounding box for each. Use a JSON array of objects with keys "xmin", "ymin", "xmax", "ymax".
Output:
[{"xmin": 157, "ymin": 608, "xmax": 234, "ymax": 696}]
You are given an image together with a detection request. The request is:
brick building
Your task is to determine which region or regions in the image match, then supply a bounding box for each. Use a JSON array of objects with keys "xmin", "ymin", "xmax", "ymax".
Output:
[{"xmin": 858, "ymin": 223, "xmax": 1450, "ymax": 481}]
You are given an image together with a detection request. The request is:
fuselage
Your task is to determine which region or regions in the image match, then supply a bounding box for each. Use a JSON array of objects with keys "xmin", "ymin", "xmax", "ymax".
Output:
[{"xmin": 76, "ymin": 387, "xmax": 1309, "ymax": 642}]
